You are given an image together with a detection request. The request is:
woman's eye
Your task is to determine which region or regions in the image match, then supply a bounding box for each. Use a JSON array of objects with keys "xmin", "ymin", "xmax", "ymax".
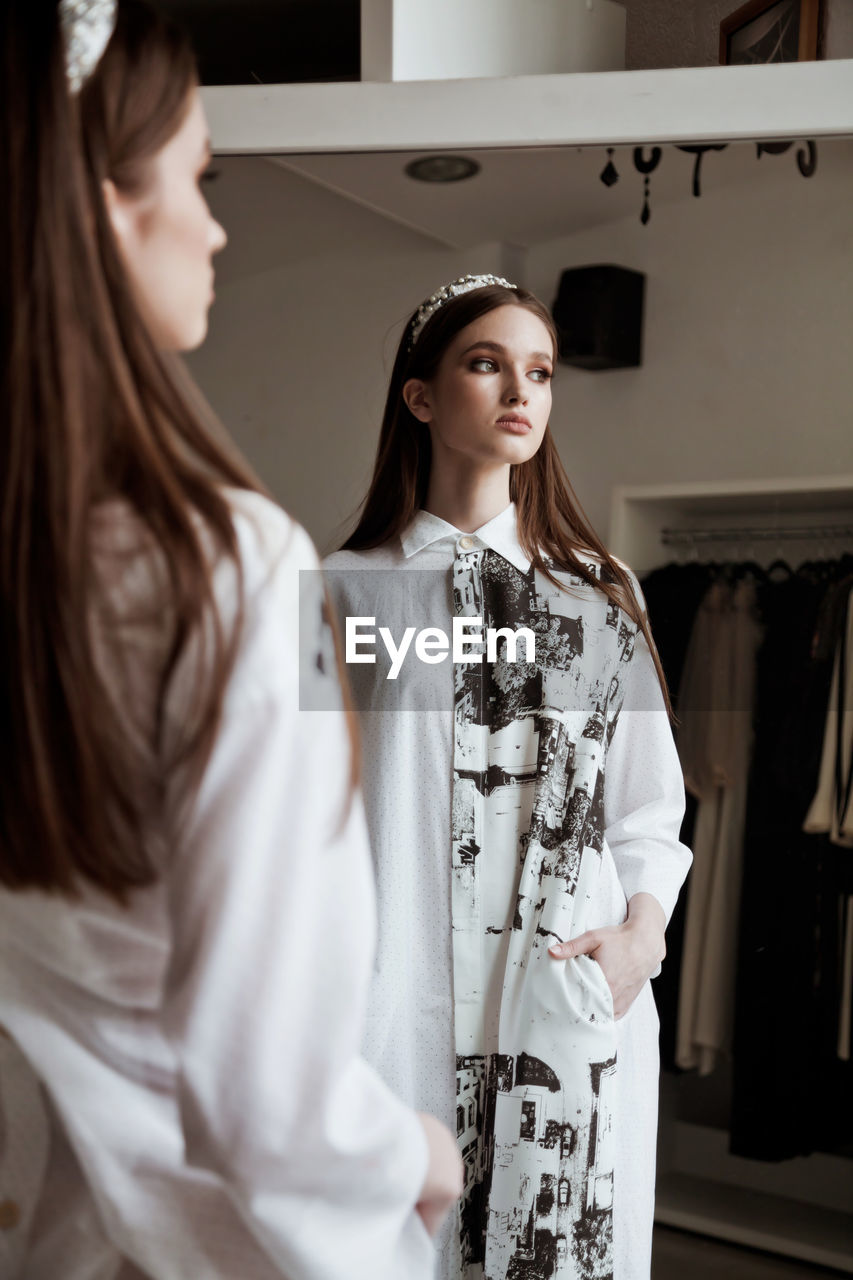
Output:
[
  {"xmin": 199, "ymin": 166, "xmax": 220, "ymax": 185},
  {"xmin": 471, "ymin": 358, "xmax": 497, "ymax": 372},
  {"xmin": 530, "ymin": 369, "xmax": 552, "ymax": 382}
]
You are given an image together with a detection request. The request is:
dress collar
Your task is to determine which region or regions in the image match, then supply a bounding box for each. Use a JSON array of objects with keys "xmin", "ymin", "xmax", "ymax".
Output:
[{"xmin": 400, "ymin": 502, "xmax": 530, "ymax": 574}]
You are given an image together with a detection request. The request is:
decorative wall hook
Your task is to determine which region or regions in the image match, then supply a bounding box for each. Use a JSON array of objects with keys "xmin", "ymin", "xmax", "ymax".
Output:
[
  {"xmin": 796, "ymin": 141, "xmax": 818, "ymax": 177},
  {"xmin": 633, "ymin": 147, "xmax": 662, "ymax": 225},
  {"xmin": 599, "ymin": 147, "xmax": 619, "ymax": 187},
  {"xmin": 757, "ymin": 140, "xmax": 818, "ymax": 178},
  {"xmin": 633, "ymin": 147, "xmax": 662, "ymax": 174},
  {"xmin": 674, "ymin": 144, "xmax": 729, "ymax": 197},
  {"xmin": 620, "ymin": 139, "xmax": 818, "ymax": 230}
]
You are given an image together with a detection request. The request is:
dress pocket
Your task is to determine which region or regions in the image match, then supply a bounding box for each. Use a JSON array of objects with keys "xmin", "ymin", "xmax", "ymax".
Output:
[{"xmin": 569, "ymin": 952, "xmax": 615, "ymax": 1025}]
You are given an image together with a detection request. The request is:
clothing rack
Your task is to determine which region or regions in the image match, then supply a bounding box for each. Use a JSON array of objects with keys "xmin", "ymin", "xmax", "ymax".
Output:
[
  {"xmin": 661, "ymin": 523, "xmax": 853, "ymax": 548},
  {"xmin": 613, "ymin": 481, "xmax": 853, "ymax": 1271}
]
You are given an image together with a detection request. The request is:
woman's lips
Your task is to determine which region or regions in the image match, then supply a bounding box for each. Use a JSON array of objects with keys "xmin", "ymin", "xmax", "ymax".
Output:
[{"xmin": 496, "ymin": 416, "xmax": 532, "ymax": 435}]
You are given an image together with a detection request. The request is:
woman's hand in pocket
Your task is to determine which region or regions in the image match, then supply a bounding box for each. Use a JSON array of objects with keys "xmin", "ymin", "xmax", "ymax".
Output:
[{"xmin": 548, "ymin": 892, "xmax": 666, "ymax": 1019}]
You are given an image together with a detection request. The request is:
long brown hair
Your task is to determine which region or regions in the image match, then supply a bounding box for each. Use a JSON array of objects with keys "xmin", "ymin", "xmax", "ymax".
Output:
[
  {"xmin": 0, "ymin": 0, "xmax": 352, "ymax": 902},
  {"xmin": 344, "ymin": 283, "xmax": 673, "ymax": 717}
]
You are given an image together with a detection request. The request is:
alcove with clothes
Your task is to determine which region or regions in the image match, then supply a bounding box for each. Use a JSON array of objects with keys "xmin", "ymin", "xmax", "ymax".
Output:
[{"xmin": 611, "ymin": 480, "xmax": 853, "ymax": 1269}]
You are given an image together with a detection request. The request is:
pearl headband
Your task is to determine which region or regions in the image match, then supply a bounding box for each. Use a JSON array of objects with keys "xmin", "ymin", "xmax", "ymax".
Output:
[
  {"xmin": 60, "ymin": 0, "xmax": 118, "ymax": 94},
  {"xmin": 409, "ymin": 274, "xmax": 518, "ymax": 349}
]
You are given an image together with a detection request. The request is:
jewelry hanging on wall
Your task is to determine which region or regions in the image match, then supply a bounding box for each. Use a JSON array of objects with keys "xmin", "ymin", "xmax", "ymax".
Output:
[
  {"xmin": 596, "ymin": 138, "xmax": 818, "ymax": 227},
  {"xmin": 599, "ymin": 147, "xmax": 619, "ymax": 187},
  {"xmin": 674, "ymin": 144, "xmax": 729, "ymax": 197},
  {"xmin": 633, "ymin": 146, "xmax": 662, "ymax": 225},
  {"xmin": 795, "ymin": 140, "xmax": 817, "ymax": 176},
  {"xmin": 756, "ymin": 139, "xmax": 818, "ymax": 177}
]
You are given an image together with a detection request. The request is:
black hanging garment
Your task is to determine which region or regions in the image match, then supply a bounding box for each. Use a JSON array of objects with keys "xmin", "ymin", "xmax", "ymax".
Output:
[{"xmin": 730, "ymin": 562, "xmax": 853, "ymax": 1160}]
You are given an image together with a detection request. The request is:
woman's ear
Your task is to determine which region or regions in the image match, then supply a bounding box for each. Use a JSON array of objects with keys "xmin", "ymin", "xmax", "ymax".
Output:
[
  {"xmin": 402, "ymin": 377, "xmax": 432, "ymax": 424},
  {"xmin": 101, "ymin": 177, "xmax": 135, "ymax": 251}
]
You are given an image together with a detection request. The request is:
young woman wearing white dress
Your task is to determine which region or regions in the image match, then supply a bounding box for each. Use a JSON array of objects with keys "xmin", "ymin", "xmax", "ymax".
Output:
[
  {"xmin": 0, "ymin": 4, "xmax": 461, "ymax": 1276},
  {"xmin": 325, "ymin": 277, "xmax": 692, "ymax": 1280}
]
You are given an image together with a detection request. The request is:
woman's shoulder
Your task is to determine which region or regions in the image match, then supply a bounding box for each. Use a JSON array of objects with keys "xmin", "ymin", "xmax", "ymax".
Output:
[
  {"xmin": 224, "ymin": 488, "xmax": 319, "ymax": 590},
  {"xmin": 220, "ymin": 489, "xmax": 327, "ymax": 661},
  {"xmin": 563, "ymin": 547, "xmax": 633, "ymax": 577},
  {"xmin": 90, "ymin": 488, "xmax": 319, "ymax": 612},
  {"xmin": 323, "ymin": 542, "xmax": 399, "ymax": 572},
  {"xmin": 570, "ymin": 549, "xmax": 644, "ymax": 601},
  {"xmin": 155, "ymin": 490, "xmax": 327, "ymax": 718},
  {"xmin": 545, "ymin": 547, "xmax": 639, "ymax": 590}
]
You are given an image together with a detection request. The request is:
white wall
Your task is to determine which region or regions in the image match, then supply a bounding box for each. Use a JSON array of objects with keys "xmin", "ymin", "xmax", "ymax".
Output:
[
  {"xmin": 188, "ymin": 143, "xmax": 853, "ymax": 557},
  {"xmin": 523, "ymin": 141, "xmax": 853, "ymax": 539},
  {"xmin": 386, "ymin": 0, "xmax": 625, "ymax": 80},
  {"xmin": 187, "ymin": 159, "xmax": 512, "ymax": 551}
]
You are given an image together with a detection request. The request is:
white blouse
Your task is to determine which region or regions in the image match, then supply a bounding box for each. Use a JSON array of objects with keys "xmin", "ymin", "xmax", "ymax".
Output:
[{"xmin": 0, "ymin": 490, "xmax": 432, "ymax": 1279}]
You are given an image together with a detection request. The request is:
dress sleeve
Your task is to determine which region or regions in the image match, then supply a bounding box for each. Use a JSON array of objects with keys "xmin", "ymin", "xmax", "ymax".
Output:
[
  {"xmin": 603, "ymin": 609, "xmax": 693, "ymax": 928},
  {"xmin": 162, "ymin": 497, "xmax": 432, "ymax": 1279}
]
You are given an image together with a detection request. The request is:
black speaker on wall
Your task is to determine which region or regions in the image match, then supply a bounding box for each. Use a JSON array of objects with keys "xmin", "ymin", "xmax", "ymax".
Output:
[{"xmin": 552, "ymin": 264, "xmax": 645, "ymax": 370}]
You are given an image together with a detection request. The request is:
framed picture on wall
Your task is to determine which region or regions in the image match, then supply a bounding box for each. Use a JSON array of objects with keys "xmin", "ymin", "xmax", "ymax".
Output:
[{"xmin": 719, "ymin": 0, "xmax": 823, "ymax": 64}]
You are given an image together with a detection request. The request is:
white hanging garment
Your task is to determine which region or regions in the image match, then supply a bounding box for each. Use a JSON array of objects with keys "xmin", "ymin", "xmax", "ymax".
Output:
[
  {"xmin": 804, "ymin": 586, "xmax": 853, "ymax": 846},
  {"xmin": 674, "ymin": 578, "xmax": 762, "ymax": 1075}
]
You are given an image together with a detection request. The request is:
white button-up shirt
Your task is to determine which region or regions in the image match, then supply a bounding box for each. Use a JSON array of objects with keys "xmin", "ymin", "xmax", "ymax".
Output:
[
  {"xmin": 0, "ymin": 491, "xmax": 432, "ymax": 1280},
  {"xmin": 325, "ymin": 503, "xmax": 691, "ymax": 1280}
]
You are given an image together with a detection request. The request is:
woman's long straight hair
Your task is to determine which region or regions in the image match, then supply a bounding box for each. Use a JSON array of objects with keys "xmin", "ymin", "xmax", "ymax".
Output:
[
  {"xmin": 344, "ymin": 284, "xmax": 673, "ymax": 718},
  {"xmin": 0, "ymin": 0, "xmax": 355, "ymax": 901}
]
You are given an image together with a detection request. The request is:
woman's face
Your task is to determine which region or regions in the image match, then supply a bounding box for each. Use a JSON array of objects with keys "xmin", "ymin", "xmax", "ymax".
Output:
[
  {"xmin": 103, "ymin": 90, "xmax": 226, "ymax": 352},
  {"xmin": 404, "ymin": 304, "xmax": 555, "ymax": 469}
]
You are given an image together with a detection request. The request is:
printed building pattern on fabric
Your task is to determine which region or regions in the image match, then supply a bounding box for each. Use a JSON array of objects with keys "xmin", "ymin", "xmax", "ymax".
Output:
[{"xmin": 449, "ymin": 547, "xmax": 637, "ymax": 1280}]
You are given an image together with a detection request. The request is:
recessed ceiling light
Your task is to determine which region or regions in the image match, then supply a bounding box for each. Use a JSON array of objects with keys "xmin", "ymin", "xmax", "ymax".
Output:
[{"xmin": 405, "ymin": 155, "xmax": 481, "ymax": 183}]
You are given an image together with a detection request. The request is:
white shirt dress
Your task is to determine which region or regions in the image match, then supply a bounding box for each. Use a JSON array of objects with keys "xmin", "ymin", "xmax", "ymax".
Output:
[
  {"xmin": 325, "ymin": 503, "xmax": 692, "ymax": 1280},
  {"xmin": 0, "ymin": 491, "xmax": 433, "ymax": 1279}
]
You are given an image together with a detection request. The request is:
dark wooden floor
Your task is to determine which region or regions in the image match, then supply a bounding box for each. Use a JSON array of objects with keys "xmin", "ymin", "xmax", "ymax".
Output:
[{"xmin": 652, "ymin": 1227, "xmax": 850, "ymax": 1279}]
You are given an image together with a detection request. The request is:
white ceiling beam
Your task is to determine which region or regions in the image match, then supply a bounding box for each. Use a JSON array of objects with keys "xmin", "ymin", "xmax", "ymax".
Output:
[{"xmin": 202, "ymin": 61, "xmax": 853, "ymax": 155}]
